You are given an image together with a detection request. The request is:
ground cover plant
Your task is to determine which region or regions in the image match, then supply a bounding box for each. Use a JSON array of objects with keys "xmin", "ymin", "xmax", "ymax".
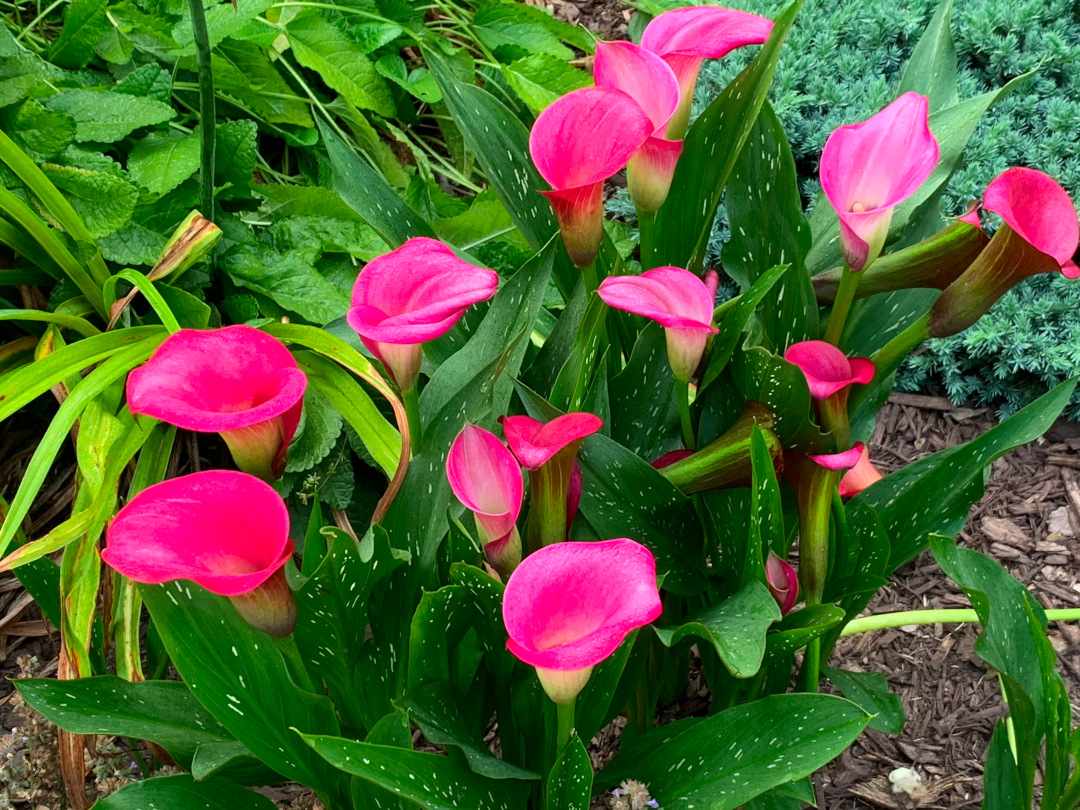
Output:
[{"xmin": 2, "ymin": 0, "xmax": 1080, "ymax": 808}]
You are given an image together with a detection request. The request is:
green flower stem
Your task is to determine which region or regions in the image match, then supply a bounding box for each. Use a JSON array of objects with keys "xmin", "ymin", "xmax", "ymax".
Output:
[
  {"xmin": 822, "ymin": 263, "xmax": 859, "ymax": 346},
  {"xmin": 638, "ymin": 208, "xmax": 657, "ymax": 270},
  {"xmin": 869, "ymin": 312, "xmax": 931, "ymax": 383},
  {"xmin": 556, "ymin": 698, "xmax": 576, "ymax": 754},
  {"xmin": 274, "ymin": 635, "xmax": 316, "ymax": 694},
  {"xmin": 798, "ymin": 465, "xmax": 841, "ymax": 693},
  {"xmin": 820, "ymin": 390, "xmax": 851, "ymax": 450},
  {"xmin": 401, "ymin": 383, "xmax": 422, "ymax": 457},
  {"xmin": 841, "ymin": 607, "xmax": 1080, "ymax": 636},
  {"xmin": 676, "ymin": 381, "xmax": 696, "ymax": 451},
  {"xmin": 187, "ymin": 0, "xmax": 216, "ymax": 224}
]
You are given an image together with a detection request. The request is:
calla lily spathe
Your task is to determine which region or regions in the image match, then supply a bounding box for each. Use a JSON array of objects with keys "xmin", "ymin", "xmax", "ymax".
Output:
[
  {"xmin": 784, "ymin": 340, "xmax": 875, "ymax": 401},
  {"xmin": 501, "ymin": 413, "xmax": 603, "ymax": 470},
  {"xmin": 348, "ymin": 238, "xmax": 499, "ymax": 390},
  {"xmin": 820, "ymin": 92, "xmax": 939, "ymax": 271},
  {"xmin": 126, "ymin": 326, "xmax": 306, "ymax": 482},
  {"xmin": 808, "ymin": 442, "xmax": 866, "ymax": 472},
  {"xmin": 839, "ymin": 444, "xmax": 884, "ymax": 497},
  {"xmin": 765, "ymin": 552, "xmax": 799, "ymax": 616}
]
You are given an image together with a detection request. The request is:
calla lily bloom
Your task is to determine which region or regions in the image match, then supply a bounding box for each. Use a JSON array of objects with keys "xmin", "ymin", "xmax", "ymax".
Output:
[
  {"xmin": 103, "ymin": 470, "xmax": 297, "ymax": 637},
  {"xmin": 929, "ymin": 168, "xmax": 1080, "ymax": 337},
  {"xmin": 593, "ymin": 41, "xmax": 683, "ymax": 212},
  {"xmin": 808, "ymin": 442, "xmax": 866, "ymax": 472},
  {"xmin": 839, "ymin": 445, "xmax": 883, "ymax": 497},
  {"xmin": 502, "ymin": 412, "xmax": 602, "ymax": 549},
  {"xmin": 348, "ymin": 238, "xmax": 499, "ymax": 390},
  {"xmin": 503, "ymin": 539, "xmax": 662, "ymax": 704},
  {"xmin": 765, "ymin": 552, "xmax": 799, "ymax": 616},
  {"xmin": 820, "ymin": 92, "xmax": 939, "ymax": 271},
  {"xmin": 599, "ymin": 267, "xmax": 719, "ymax": 382},
  {"xmin": 126, "ymin": 326, "xmax": 306, "ymax": 482},
  {"xmin": 530, "ymin": 87, "xmax": 653, "ymax": 266},
  {"xmin": 447, "ymin": 425, "xmax": 523, "ymax": 578},
  {"xmin": 784, "ymin": 341, "xmax": 875, "ymax": 401},
  {"xmin": 640, "ymin": 6, "xmax": 774, "ymax": 138}
]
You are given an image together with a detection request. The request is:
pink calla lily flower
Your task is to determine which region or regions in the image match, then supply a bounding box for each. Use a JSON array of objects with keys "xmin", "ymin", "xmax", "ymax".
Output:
[
  {"xmin": 126, "ymin": 326, "xmax": 306, "ymax": 482},
  {"xmin": 530, "ymin": 87, "xmax": 653, "ymax": 266},
  {"xmin": 784, "ymin": 340, "xmax": 875, "ymax": 401},
  {"xmin": 103, "ymin": 470, "xmax": 296, "ymax": 636},
  {"xmin": 839, "ymin": 445, "xmax": 884, "ymax": 498},
  {"xmin": 348, "ymin": 238, "xmax": 499, "ymax": 390},
  {"xmin": 765, "ymin": 552, "xmax": 799, "ymax": 616},
  {"xmin": 820, "ymin": 92, "xmax": 939, "ymax": 271},
  {"xmin": 808, "ymin": 442, "xmax": 866, "ymax": 472},
  {"xmin": 447, "ymin": 425, "xmax": 524, "ymax": 577},
  {"xmin": 593, "ymin": 41, "xmax": 683, "ymax": 212},
  {"xmin": 503, "ymin": 539, "xmax": 662, "ymax": 703},
  {"xmin": 598, "ymin": 267, "xmax": 719, "ymax": 382},
  {"xmin": 641, "ymin": 6, "xmax": 774, "ymax": 138},
  {"xmin": 501, "ymin": 413, "xmax": 603, "ymax": 470}
]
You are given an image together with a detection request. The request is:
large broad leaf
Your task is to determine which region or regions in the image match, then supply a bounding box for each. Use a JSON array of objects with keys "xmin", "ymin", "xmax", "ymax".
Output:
[
  {"xmin": 607, "ymin": 322, "xmax": 678, "ymax": 459},
  {"xmin": 47, "ymin": 0, "xmax": 107, "ymax": 68},
  {"xmin": 724, "ymin": 102, "xmax": 816, "ymax": 349},
  {"xmin": 823, "ymin": 667, "xmax": 904, "ymax": 734},
  {"xmin": 92, "ymin": 774, "xmax": 277, "ymax": 810},
  {"xmin": 300, "ymin": 733, "xmax": 530, "ymax": 810},
  {"xmin": 599, "ymin": 693, "xmax": 869, "ymax": 808},
  {"xmin": 140, "ymin": 582, "xmax": 348, "ymax": 802},
  {"xmin": 652, "ymin": 0, "xmax": 804, "ymax": 273},
  {"xmin": 653, "ymin": 581, "xmax": 779, "ymax": 678},
  {"xmin": 854, "ymin": 377, "xmax": 1077, "ymax": 568},
  {"xmin": 546, "ymin": 736, "xmax": 592, "ymax": 810},
  {"xmin": 407, "ymin": 585, "xmax": 475, "ymax": 690}
]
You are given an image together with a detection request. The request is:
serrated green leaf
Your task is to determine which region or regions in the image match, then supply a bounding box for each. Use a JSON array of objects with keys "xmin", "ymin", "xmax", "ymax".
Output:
[
  {"xmin": 270, "ymin": 215, "xmax": 387, "ymax": 261},
  {"xmin": 256, "ymin": 184, "xmax": 365, "ymax": 222},
  {"xmin": 286, "ymin": 384, "xmax": 344, "ymax": 473},
  {"xmin": 473, "ymin": 1, "xmax": 575, "ymax": 61},
  {"xmin": 212, "ymin": 40, "xmax": 313, "ymax": 128},
  {"xmin": 348, "ymin": 22, "xmax": 405, "ymax": 54},
  {"xmin": 224, "ymin": 245, "xmax": 350, "ymax": 324},
  {"xmin": 127, "ymin": 130, "xmax": 200, "ymax": 195},
  {"xmin": 0, "ymin": 74, "xmax": 41, "ymax": 108},
  {"xmin": 1, "ymin": 99, "xmax": 74, "ymax": 160},
  {"xmin": 502, "ymin": 53, "xmax": 590, "ymax": 113},
  {"xmin": 99, "ymin": 220, "xmax": 169, "ymax": 265},
  {"xmin": 41, "ymin": 163, "xmax": 137, "ymax": 239},
  {"xmin": 215, "ymin": 118, "xmax": 258, "ymax": 193},
  {"xmin": 115, "ymin": 64, "xmax": 173, "ymax": 102},
  {"xmin": 44, "ymin": 89, "xmax": 175, "ymax": 143},
  {"xmin": 95, "ymin": 23, "xmax": 134, "ymax": 64},
  {"xmin": 173, "ymin": 0, "xmax": 275, "ymax": 50},
  {"xmin": 376, "ymin": 54, "xmax": 441, "ymax": 103},
  {"xmin": 288, "ymin": 12, "xmax": 394, "ymax": 117},
  {"xmin": 48, "ymin": 0, "xmax": 108, "ymax": 69}
]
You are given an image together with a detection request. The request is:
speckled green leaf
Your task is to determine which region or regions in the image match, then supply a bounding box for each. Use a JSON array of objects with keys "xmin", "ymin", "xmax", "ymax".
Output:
[
  {"xmin": 93, "ymin": 774, "xmax": 277, "ymax": 809},
  {"xmin": 546, "ymin": 735, "xmax": 592, "ymax": 810}
]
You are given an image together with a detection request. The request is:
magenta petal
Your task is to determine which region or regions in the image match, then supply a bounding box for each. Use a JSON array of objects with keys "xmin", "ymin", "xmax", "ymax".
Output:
[
  {"xmin": 447, "ymin": 425, "xmax": 523, "ymax": 544},
  {"xmin": 529, "ymin": 86, "xmax": 652, "ymax": 190},
  {"xmin": 784, "ymin": 341, "xmax": 874, "ymax": 401},
  {"xmin": 820, "ymin": 93, "xmax": 939, "ymax": 270},
  {"xmin": 641, "ymin": 6, "xmax": 774, "ymax": 60},
  {"xmin": 982, "ymin": 167, "xmax": 1080, "ymax": 274},
  {"xmin": 808, "ymin": 442, "xmax": 866, "ymax": 472},
  {"xmin": 839, "ymin": 445, "xmax": 884, "ymax": 498},
  {"xmin": 594, "ymin": 41, "xmax": 680, "ymax": 135},
  {"xmin": 502, "ymin": 539, "xmax": 662, "ymax": 671},
  {"xmin": 598, "ymin": 267, "xmax": 716, "ymax": 329},
  {"xmin": 102, "ymin": 470, "xmax": 294, "ymax": 596},
  {"xmin": 501, "ymin": 413, "xmax": 603, "ymax": 470},
  {"xmin": 126, "ymin": 326, "xmax": 307, "ymax": 434}
]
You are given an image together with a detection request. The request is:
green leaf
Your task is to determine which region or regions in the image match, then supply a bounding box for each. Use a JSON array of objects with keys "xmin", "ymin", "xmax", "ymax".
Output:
[
  {"xmin": 285, "ymin": 385, "xmax": 343, "ymax": 472},
  {"xmin": 473, "ymin": 1, "xmax": 575, "ymax": 61},
  {"xmin": 173, "ymin": 0, "xmax": 275, "ymax": 49},
  {"xmin": 224, "ymin": 244, "xmax": 350, "ymax": 324},
  {"xmin": 215, "ymin": 119, "xmax": 258, "ymax": 194},
  {"xmin": 158, "ymin": 285, "xmax": 211, "ymax": 329},
  {"xmin": 746, "ymin": 425, "xmax": 784, "ymax": 580},
  {"xmin": 600, "ymin": 693, "xmax": 869, "ymax": 807},
  {"xmin": 128, "ymin": 130, "xmax": 200, "ymax": 195},
  {"xmin": 300, "ymin": 732, "xmax": 530, "ymax": 810},
  {"xmin": 607, "ymin": 322, "xmax": 676, "ymax": 459},
  {"xmin": 0, "ymin": 100, "xmax": 74, "ymax": 160},
  {"xmin": 99, "ymin": 221, "xmax": 169, "ymax": 266},
  {"xmin": 115, "ymin": 64, "xmax": 173, "ymax": 102},
  {"xmin": 288, "ymin": 12, "xmax": 394, "ymax": 116},
  {"xmin": 376, "ymin": 54, "xmax": 441, "ymax": 103},
  {"xmin": 270, "ymin": 215, "xmax": 387, "ymax": 262},
  {"xmin": 983, "ymin": 721, "xmax": 1024, "ymax": 810},
  {"xmin": 546, "ymin": 736, "xmax": 592, "ymax": 810},
  {"xmin": 400, "ymin": 681, "xmax": 539, "ymax": 781},
  {"xmin": 502, "ymin": 54, "xmax": 590, "ymax": 113},
  {"xmin": 407, "ymin": 585, "xmax": 475, "ymax": 690},
  {"xmin": 434, "ymin": 191, "xmax": 524, "ymax": 253},
  {"xmin": 730, "ymin": 342, "xmax": 827, "ymax": 452},
  {"xmin": 855, "ymin": 377, "xmax": 1078, "ymax": 568},
  {"xmin": 211, "ymin": 40, "xmax": 313, "ymax": 127},
  {"xmin": 41, "ymin": 164, "xmax": 137, "ymax": 239},
  {"xmin": 348, "ymin": 22, "xmax": 405, "ymax": 54},
  {"xmin": 44, "ymin": 90, "xmax": 175, "ymax": 143},
  {"xmin": 653, "ymin": 0, "xmax": 804, "ymax": 273},
  {"xmin": 823, "ymin": 667, "xmax": 904, "ymax": 734},
  {"xmin": 95, "ymin": 23, "xmax": 134, "ymax": 64},
  {"xmin": 257, "ymin": 184, "xmax": 365, "ymax": 222},
  {"xmin": 48, "ymin": 0, "xmax": 108, "ymax": 69},
  {"xmin": 92, "ymin": 774, "xmax": 277, "ymax": 810},
  {"xmin": 897, "ymin": 0, "xmax": 958, "ymax": 112},
  {"xmin": 764, "ymin": 605, "xmax": 846, "ymax": 663},
  {"xmin": 16, "ymin": 676, "xmax": 232, "ymax": 769}
]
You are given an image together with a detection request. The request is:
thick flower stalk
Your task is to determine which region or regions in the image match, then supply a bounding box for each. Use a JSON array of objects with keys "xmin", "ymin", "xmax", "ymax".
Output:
[
  {"xmin": 599, "ymin": 267, "xmax": 718, "ymax": 449},
  {"xmin": 502, "ymin": 539, "xmax": 662, "ymax": 706},
  {"xmin": 530, "ymin": 87, "xmax": 652, "ymax": 269},
  {"xmin": 102, "ymin": 470, "xmax": 297, "ymax": 637},
  {"xmin": 640, "ymin": 5, "xmax": 774, "ymax": 139},
  {"xmin": 765, "ymin": 552, "xmax": 799, "ymax": 616},
  {"xmin": 839, "ymin": 445, "xmax": 884, "ymax": 498},
  {"xmin": 126, "ymin": 325, "xmax": 306, "ymax": 482},
  {"xmin": 446, "ymin": 425, "xmax": 524, "ymax": 579},
  {"xmin": 593, "ymin": 41, "xmax": 682, "ymax": 212},
  {"xmin": 501, "ymin": 412, "xmax": 602, "ymax": 551}
]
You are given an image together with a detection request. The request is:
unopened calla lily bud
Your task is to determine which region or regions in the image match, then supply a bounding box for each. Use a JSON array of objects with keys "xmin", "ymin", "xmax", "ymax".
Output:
[{"xmin": 765, "ymin": 552, "xmax": 799, "ymax": 616}]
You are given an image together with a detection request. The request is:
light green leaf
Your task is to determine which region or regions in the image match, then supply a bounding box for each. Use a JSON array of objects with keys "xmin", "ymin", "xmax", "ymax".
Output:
[
  {"xmin": 433, "ymin": 191, "xmax": 523, "ymax": 252},
  {"xmin": 473, "ymin": 1, "xmax": 575, "ymax": 60},
  {"xmin": 286, "ymin": 384, "xmax": 343, "ymax": 473},
  {"xmin": 0, "ymin": 99, "xmax": 74, "ymax": 160},
  {"xmin": 127, "ymin": 130, "xmax": 200, "ymax": 195},
  {"xmin": 288, "ymin": 12, "xmax": 394, "ymax": 117},
  {"xmin": 173, "ymin": 0, "xmax": 276, "ymax": 50},
  {"xmin": 41, "ymin": 163, "xmax": 138, "ymax": 239},
  {"xmin": 224, "ymin": 245, "xmax": 350, "ymax": 324},
  {"xmin": 95, "ymin": 23, "xmax": 134, "ymax": 64},
  {"xmin": 211, "ymin": 40, "xmax": 313, "ymax": 128},
  {"xmin": 94, "ymin": 774, "xmax": 278, "ymax": 809},
  {"xmin": 48, "ymin": 0, "xmax": 108, "ymax": 69},
  {"xmin": 0, "ymin": 74, "xmax": 43, "ymax": 108},
  {"xmin": 256, "ymin": 184, "xmax": 366, "ymax": 222},
  {"xmin": 897, "ymin": 0, "xmax": 958, "ymax": 112},
  {"xmin": 99, "ymin": 220, "xmax": 169, "ymax": 266},
  {"xmin": 44, "ymin": 90, "xmax": 175, "ymax": 143},
  {"xmin": 502, "ymin": 53, "xmax": 590, "ymax": 113},
  {"xmin": 115, "ymin": 64, "xmax": 173, "ymax": 102},
  {"xmin": 348, "ymin": 22, "xmax": 404, "ymax": 54},
  {"xmin": 376, "ymin": 54, "xmax": 441, "ymax": 103},
  {"xmin": 270, "ymin": 215, "xmax": 387, "ymax": 261}
]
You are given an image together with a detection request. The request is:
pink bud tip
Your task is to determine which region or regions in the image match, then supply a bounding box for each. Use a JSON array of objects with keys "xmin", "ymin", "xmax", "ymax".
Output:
[
  {"xmin": 765, "ymin": 552, "xmax": 799, "ymax": 616},
  {"xmin": 102, "ymin": 470, "xmax": 294, "ymax": 597},
  {"xmin": 784, "ymin": 340, "xmax": 875, "ymax": 401},
  {"xmin": 126, "ymin": 326, "xmax": 306, "ymax": 480},
  {"xmin": 348, "ymin": 238, "xmax": 499, "ymax": 387},
  {"xmin": 839, "ymin": 444, "xmax": 884, "ymax": 498},
  {"xmin": 820, "ymin": 93, "xmax": 939, "ymax": 271},
  {"xmin": 599, "ymin": 267, "xmax": 719, "ymax": 382},
  {"xmin": 982, "ymin": 167, "xmax": 1079, "ymax": 278},
  {"xmin": 808, "ymin": 441, "xmax": 866, "ymax": 472},
  {"xmin": 500, "ymin": 413, "xmax": 603, "ymax": 470},
  {"xmin": 651, "ymin": 449, "xmax": 694, "ymax": 470},
  {"xmin": 956, "ymin": 200, "xmax": 983, "ymax": 229},
  {"xmin": 446, "ymin": 425, "xmax": 523, "ymax": 548},
  {"xmin": 567, "ymin": 460, "xmax": 583, "ymax": 527},
  {"xmin": 503, "ymin": 539, "xmax": 662, "ymax": 701}
]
